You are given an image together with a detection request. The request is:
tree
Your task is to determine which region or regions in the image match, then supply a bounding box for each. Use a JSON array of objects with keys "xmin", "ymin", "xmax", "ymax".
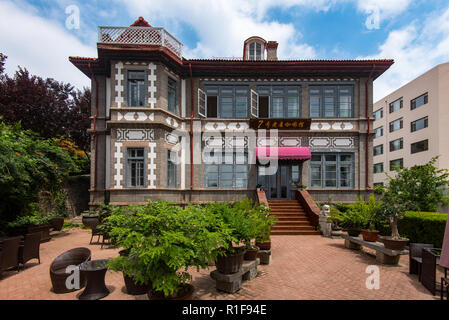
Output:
[
  {"xmin": 0, "ymin": 54, "xmax": 91, "ymax": 151},
  {"xmin": 0, "ymin": 53, "xmax": 6, "ymax": 75},
  {"xmin": 376, "ymin": 157, "xmax": 449, "ymax": 239},
  {"xmin": 0, "ymin": 121, "xmax": 80, "ymax": 230}
]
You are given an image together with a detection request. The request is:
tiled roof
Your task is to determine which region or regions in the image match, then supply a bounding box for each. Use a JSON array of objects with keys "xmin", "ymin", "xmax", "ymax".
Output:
[{"xmin": 130, "ymin": 17, "xmax": 152, "ymax": 27}]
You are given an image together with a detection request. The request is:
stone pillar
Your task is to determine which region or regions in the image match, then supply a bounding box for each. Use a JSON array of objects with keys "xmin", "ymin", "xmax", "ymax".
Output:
[{"xmin": 319, "ymin": 205, "xmax": 332, "ymax": 237}]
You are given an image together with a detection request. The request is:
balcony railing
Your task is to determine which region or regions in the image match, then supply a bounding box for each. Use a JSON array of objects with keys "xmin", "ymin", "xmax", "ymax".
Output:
[{"xmin": 98, "ymin": 26, "xmax": 183, "ymax": 59}]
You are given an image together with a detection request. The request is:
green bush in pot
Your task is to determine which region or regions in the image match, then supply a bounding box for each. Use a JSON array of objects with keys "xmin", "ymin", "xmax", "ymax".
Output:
[{"xmin": 105, "ymin": 201, "xmax": 233, "ymax": 298}]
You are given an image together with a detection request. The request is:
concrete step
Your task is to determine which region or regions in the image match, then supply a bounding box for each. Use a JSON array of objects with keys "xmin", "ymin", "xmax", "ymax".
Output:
[
  {"xmin": 272, "ymin": 225, "xmax": 315, "ymax": 230},
  {"xmin": 275, "ymin": 221, "xmax": 311, "ymax": 226},
  {"xmin": 271, "ymin": 230, "xmax": 320, "ymax": 235}
]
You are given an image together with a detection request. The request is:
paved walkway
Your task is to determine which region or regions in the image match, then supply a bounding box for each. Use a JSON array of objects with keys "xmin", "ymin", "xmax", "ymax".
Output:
[{"xmin": 0, "ymin": 228, "xmax": 438, "ymax": 300}]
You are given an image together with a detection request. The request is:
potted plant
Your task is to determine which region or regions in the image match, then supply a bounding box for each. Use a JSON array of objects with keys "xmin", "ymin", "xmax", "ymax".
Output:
[
  {"xmin": 351, "ymin": 195, "xmax": 382, "ymax": 242},
  {"xmin": 7, "ymin": 210, "xmax": 52, "ymax": 242},
  {"xmin": 206, "ymin": 200, "xmax": 249, "ymax": 274},
  {"xmin": 327, "ymin": 205, "xmax": 367, "ymax": 237},
  {"xmin": 106, "ymin": 201, "xmax": 232, "ymax": 299},
  {"xmin": 255, "ymin": 203, "xmax": 276, "ymax": 251}
]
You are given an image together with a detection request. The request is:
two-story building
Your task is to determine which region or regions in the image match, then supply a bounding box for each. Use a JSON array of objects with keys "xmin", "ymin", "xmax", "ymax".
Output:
[{"xmin": 70, "ymin": 17, "xmax": 393, "ymax": 207}]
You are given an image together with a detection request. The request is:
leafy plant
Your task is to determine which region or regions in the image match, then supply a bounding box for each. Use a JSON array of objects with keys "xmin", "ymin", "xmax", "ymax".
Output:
[
  {"xmin": 105, "ymin": 201, "xmax": 233, "ymax": 298},
  {"xmin": 376, "ymin": 156, "xmax": 449, "ymax": 239},
  {"xmin": 0, "ymin": 121, "xmax": 79, "ymax": 230}
]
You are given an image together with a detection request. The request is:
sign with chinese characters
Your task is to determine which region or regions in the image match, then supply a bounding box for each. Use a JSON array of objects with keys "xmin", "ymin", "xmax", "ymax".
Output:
[{"xmin": 250, "ymin": 118, "xmax": 312, "ymax": 130}]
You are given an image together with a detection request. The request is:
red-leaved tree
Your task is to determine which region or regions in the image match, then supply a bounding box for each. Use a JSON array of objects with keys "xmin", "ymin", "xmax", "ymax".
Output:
[{"xmin": 0, "ymin": 54, "xmax": 90, "ymax": 151}]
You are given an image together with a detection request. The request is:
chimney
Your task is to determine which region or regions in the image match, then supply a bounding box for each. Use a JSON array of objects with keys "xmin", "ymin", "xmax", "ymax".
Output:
[{"xmin": 267, "ymin": 41, "xmax": 278, "ymax": 61}]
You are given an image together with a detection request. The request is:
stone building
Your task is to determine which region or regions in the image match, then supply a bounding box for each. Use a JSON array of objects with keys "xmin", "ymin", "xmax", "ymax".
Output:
[{"xmin": 70, "ymin": 17, "xmax": 393, "ymax": 207}]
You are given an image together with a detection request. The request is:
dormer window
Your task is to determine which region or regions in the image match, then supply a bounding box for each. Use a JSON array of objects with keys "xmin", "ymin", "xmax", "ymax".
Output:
[
  {"xmin": 248, "ymin": 42, "xmax": 263, "ymax": 60},
  {"xmin": 244, "ymin": 37, "xmax": 267, "ymax": 61}
]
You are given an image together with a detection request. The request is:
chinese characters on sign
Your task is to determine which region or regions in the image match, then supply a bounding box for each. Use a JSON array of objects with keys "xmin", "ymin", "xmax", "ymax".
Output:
[{"xmin": 250, "ymin": 119, "xmax": 312, "ymax": 130}]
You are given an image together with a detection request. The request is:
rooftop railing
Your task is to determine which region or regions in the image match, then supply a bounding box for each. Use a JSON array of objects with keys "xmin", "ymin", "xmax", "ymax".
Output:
[{"xmin": 98, "ymin": 26, "xmax": 183, "ymax": 59}]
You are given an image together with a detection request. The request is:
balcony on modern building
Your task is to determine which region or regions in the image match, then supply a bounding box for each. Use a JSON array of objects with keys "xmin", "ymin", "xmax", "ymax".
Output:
[{"xmin": 98, "ymin": 24, "xmax": 183, "ymax": 60}]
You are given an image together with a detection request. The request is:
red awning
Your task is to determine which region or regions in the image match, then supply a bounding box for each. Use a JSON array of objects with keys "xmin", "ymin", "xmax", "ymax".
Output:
[{"xmin": 256, "ymin": 147, "xmax": 311, "ymax": 160}]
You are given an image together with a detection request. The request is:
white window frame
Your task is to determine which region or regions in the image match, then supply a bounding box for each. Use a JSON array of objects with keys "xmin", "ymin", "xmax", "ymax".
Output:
[
  {"xmin": 198, "ymin": 88, "xmax": 207, "ymax": 118},
  {"xmin": 250, "ymin": 89, "xmax": 259, "ymax": 118}
]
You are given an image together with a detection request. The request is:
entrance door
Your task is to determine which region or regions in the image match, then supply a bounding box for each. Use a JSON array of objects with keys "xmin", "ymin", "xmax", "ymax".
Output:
[{"xmin": 267, "ymin": 164, "xmax": 290, "ymax": 200}]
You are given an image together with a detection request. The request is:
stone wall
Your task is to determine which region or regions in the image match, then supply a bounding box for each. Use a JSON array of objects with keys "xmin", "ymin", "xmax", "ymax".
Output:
[{"xmin": 65, "ymin": 175, "xmax": 90, "ymax": 217}]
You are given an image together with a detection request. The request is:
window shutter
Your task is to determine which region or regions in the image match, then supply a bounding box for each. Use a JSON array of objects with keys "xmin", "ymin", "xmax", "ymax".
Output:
[
  {"xmin": 198, "ymin": 88, "xmax": 207, "ymax": 117},
  {"xmin": 250, "ymin": 89, "xmax": 259, "ymax": 117}
]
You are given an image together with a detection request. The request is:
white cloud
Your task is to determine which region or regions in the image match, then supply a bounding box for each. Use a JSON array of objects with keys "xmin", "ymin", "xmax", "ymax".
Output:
[
  {"xmin": 356, "ymin": 0, "xmax": 411, "ymax": 18},
  {"xmin": 360, "ymin": 5, "xmax": 449, "ymax": 101},
  {"xmin": 116, "ymin": 0, "xmax": 318, "ymax": 60},
  {"xmin": 0, "ymin": 1, "xmax": 95, "ymax": 90}
]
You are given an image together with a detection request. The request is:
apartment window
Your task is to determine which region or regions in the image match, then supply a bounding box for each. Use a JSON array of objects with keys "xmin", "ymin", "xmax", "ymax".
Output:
[
  {"xmin": 374, "ymin": 163, "xmax": 384, "ymax": 174},
  {"xmin": 374, "ymin": 145, "xmax": 383, "ymax": 156},
  {"xmin": 374, "ymin": 108, "xmax": 383, "ymax": 121},
  {"xmin": 126, "ymin": 148, "xmax": 145, "ymax": 188},
  {"xmin": 256, "ymin": 86, "xmax": 300, "ymax": 118},
  {"xmin": 375, "ymin": 126, "xmax": 384, "ymax": 138},
  {"xmin": 389, "ymin": 118, "xmax": 403, "ymax": 133},
  {"xmin": 204, "ymin": 151, "xmax": 248, "ymax": 188},
  {"xmin": 167, "ymin": 77, "xmax": 177, "ymax": 114},
  {"xmin": 411, "ymin": 139, "xmax": 429, "ymax": 154},
  {"xmin": 411, "ymin": 93, "xmax": 428, "ymax": 110},
  {"xmin": 411, "ymin": 116, "xmax": 429, "ymax": 132},
  {"xmin": 389, "ymin": 98, "xmax": 403, "ymax": 113},
  {"xmin": 389, "ymin": 138, "xmax": 403, "ymax": 152},
  {"xmin": 309, "ymin": 86, "xmax": 353, "ymax": 118},
  {"xmin": 167, "ymin": 149, "xmax": 177, "ymax": 188},
  {"xmin": 390, "ymin": 158, "xmax": 404, "ymax": 171},
  {"xmin": 127, "ymin": 70, "xmax": 146, "ymax": 107},
  {"xmin": 202, "ymin": 86, "xmax": 249, "ymax": 119},
  {"xmin": 310, "ymin": 154, "xmax": 353, "ymax": 188}
]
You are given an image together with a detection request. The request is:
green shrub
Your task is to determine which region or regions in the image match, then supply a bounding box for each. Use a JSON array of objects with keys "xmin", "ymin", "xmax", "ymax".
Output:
[
  {"xmin": 105, "ymin": 201, "xmax": 233, "ymax": 298},
  {"xmin": 0, "ymin": 121, "xmax": 79, "ymax": 229},
  {"xmin": 375, "ymin": 211, "xmax": 447, "ymax": 247}
]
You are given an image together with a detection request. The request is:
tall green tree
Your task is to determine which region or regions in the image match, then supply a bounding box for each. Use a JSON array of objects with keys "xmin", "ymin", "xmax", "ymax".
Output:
[
  {"xmin": 376, "ymin": 156, "xmax": 449, "ymax": 239},
  {"xmin": 0, "ymin": 53, "xmax": 6, "ymax": 75}
]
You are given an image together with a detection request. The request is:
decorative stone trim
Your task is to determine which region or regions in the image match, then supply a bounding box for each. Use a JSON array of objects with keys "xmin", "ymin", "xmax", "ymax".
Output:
[
  {"xmin": 165, "ymin": 132, "xmax": 180, "ymax": 146},
  {"xmin": 117, "ymin": 111, "xmax": 155, "ymax": 121},
  {"xmin": 257, "ymin": 137, "xmax": 278, "ymax": 147},
  {"xmin": 280, "ymin": 137, "xmax": 301, "ymax": 147},
  {"xmin": 309, "ymin": 137, "xmax": 355, "ymax": 148},
  {"xmin": 113, "ymin": 142, "xmax": 123, "ymax": 189},
  {"xmin": 311, "ymin": 122, "xmax": 354, "ymax": 131},
  {"xmin": 165, "ymin": 116, "xmax": 179, "ymax": 128},
  {"xmin": 116, "ymin": 129, "xmax": 154, "ymax": 141},
  {"xmin": 148, "ymin": 142, "xmax": 157, "ymax": 189},
  {"xmin": 148, "ymin": 63, "xmax": 157, "ymax": 108},
  {"xmin": 115, "ymin": 62, "xmax": 124, "ymax": 108},
  {"xmin": 204, "ymin": 122, "xmax": 249, "ymax": 131}
]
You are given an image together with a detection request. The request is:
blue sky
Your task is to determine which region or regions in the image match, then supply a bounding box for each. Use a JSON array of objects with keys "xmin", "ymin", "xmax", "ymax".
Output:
[{"xmin": 1, "ymin": 0, "xmax": 449, "ymax": 101}]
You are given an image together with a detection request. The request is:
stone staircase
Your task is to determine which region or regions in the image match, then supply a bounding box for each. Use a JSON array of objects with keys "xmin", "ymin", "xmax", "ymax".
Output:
[{"xmin": 269, "ymin": 200, "xmax": 320, "ymax": 236}]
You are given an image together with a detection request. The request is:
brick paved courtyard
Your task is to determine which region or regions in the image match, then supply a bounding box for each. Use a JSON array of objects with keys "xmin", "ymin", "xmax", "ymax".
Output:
[{"xmin": 0, "ymin": 228, "xmax": 438, "ymax": 300}]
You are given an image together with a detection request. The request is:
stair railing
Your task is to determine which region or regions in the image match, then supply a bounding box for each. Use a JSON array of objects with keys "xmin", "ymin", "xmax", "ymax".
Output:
[{"xmin": 296, "ymin": 190, "xmax": 320, "ymax": 227}]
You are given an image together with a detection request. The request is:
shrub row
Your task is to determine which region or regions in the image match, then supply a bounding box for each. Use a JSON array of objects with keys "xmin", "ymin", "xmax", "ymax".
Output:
[{"xmin": 376, "ymin": 211, "xmax": 448, "ymax": 247}]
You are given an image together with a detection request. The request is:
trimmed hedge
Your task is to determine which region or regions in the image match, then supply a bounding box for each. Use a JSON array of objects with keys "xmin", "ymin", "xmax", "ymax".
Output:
[{"xmin": 376, "ymin": 211, "xmax": 448, "ymax": 247}]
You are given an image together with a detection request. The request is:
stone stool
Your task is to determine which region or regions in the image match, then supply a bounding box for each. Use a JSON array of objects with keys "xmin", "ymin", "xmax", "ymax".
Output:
[{"xmin": 210, "ymin": 259, "xmax": 259, "ymax": 293}]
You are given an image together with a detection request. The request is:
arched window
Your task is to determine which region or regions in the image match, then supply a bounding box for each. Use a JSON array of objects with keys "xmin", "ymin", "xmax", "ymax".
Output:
[{"xmin": 247, "ymin": 42, "xmax": 263, "ymax": 60}]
